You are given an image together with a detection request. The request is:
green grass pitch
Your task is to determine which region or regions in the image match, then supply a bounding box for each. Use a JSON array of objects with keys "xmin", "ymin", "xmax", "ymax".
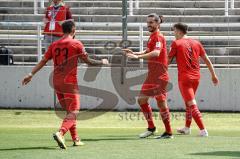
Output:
[{"xmin": 0, "ymin": 109, "xmax": 240, "ymax": 159}]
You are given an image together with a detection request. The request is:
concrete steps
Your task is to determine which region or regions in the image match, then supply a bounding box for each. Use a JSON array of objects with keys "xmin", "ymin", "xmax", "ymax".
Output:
[
  {"xmin": 1, "ymin": 14, "xmax": 240, "ymax": 24},
  {"xmin": 1, "ymin": 7, "xmax": 240, "ymax": 15},
  {"xmin": 1, "ymin": 1, "xmax": 240, "ymax": 8},
  {"xmin": 0, "ymin": 0, "xmax": 239, "ymax": 66}
]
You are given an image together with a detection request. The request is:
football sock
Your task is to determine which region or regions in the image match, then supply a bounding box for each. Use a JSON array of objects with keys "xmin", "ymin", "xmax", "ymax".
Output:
[
  {"xmin": 191, "ymin": 104, "xmax": 205, "ymax": 130},
  {"xmin": 185, "ymin": 104, "xmax": 192, "ymax": 128},
  {"xmin": 140, "ymin": 103, "xmax": 155, "ymax": 129},
  {"xmin": 69, "ymin": 120, "xmax": 79, "ymax": 141},
  {"xmin": 160, "ymin": 107, "xmax": 172, "ymax": 134},
  {"xmin": 59, "ymin": 113, "xmax": 76, "ymax": 136}
]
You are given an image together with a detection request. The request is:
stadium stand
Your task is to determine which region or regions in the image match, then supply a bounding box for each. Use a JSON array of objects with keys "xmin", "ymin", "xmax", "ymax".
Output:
[{"xmin": 0, "ymin": 0, "xmax": 240, "ymax": 67}]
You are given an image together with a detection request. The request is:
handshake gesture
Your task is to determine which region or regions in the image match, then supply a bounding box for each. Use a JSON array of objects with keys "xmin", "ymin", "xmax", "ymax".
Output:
[{"xmin": 122, "ymin": 49, "xmax": 139, "ymax": 59}]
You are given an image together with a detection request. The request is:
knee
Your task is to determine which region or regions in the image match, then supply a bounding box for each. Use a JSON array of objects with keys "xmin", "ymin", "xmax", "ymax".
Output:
[
  {"xmin": 186, "ymin": 99, "xmax": 197, "ymax": 107},
  {"xmin": 67, "ymin": 111, "xmax": 79, "ymax": 119},
  {"xmin": 138, "ymin": 97, "xmax": 147, "ymax": 106},
  {"xmin": 157, "ymin": 100, "xmax": 167, "ymax": 109}
]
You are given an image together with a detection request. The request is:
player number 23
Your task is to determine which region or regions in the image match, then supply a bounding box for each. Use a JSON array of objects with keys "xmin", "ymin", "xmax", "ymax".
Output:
[{"xmin": 54, "ymin": 48, "xmax": 69, "ymax": 66}]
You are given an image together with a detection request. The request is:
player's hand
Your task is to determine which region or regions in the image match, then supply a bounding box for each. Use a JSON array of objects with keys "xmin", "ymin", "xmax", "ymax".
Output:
[
  {"xmin": 22, "ymin": 74, "xmax": 33, "ymax": 86},
  {"xmin": 126, "ymin": 53, "xmax": 139, "ymax": 59},
  {"xmin": 101, "ymin": 59, "xmax": 109, "ymax": 65},
  {"xmin": 212, "ymin": 75, "xmax": 219, "ymax": 86},
  {"xmin": 122, "ymin": 49, "xmax": 134, "ymax": 55}
]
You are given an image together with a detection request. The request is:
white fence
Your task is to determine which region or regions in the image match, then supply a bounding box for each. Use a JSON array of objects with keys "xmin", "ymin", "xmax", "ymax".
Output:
[{"xmin": 0, "ymin": 66, "xmax": 239, "ymax": 111}]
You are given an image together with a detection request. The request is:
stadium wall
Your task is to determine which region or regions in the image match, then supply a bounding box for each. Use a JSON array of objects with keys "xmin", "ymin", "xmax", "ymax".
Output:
[{"xmin": 0, "ymin": 66, "xmax": 239, "ymax": 111}]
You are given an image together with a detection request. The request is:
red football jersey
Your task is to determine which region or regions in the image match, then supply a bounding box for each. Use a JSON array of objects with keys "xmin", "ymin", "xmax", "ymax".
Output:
[
  {"xmin": 146, "ymin": 31, "xmax": 169, "ymax": 81},
  {"xmin": 169, "ymin": 38, "xmax": 206, "ymax": 81},
  {"xmin": 44, "ymin": 36, "xmax": 88, "ymax": 84}
]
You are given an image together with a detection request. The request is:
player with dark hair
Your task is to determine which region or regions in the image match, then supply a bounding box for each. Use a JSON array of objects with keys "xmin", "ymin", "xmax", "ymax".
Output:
[
  {"xmin": 123, "ymin": 13, "xmax": 173, "ymax": 139},
  {"xmin": 169, "ymin": 23, "xmax": 219, "ymax": 137},
  {"xmin": 22, "ymin": 20, "xmax": 109, "ymax": 149}
]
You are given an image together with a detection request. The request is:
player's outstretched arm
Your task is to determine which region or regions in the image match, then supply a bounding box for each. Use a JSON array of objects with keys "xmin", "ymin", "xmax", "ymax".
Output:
[
  {"xmin": 22, "ymin": 57, "xmax": 49, "ymax": 85},
  {"xmin": 122, "ymin": 49, "xmax": 159, "ymax": 60},
  {"xmin": 122, "ymin": 49, "xmax": 147, "ymax": 55},
  {"xmin": 201, "ymin": 54, "xmax": 219, "ymax": 86},
  {"xmin": 81, "ymin": 56, "xmax": 109, "ymax": 66}
]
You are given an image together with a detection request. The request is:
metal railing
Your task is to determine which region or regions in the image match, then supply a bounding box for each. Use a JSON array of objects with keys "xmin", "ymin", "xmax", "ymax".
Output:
[
  {"xmin": 225, "ymin": 0, "xmax": 235, "ymax": 16},
  {"xmin": 1, "ymin": 22, "xmax": 240, "ymax": 65},
  {"xmin": 129, "ymin": 0, "xmax": 139, "ymax": 16},
  {"xmin": 34, "ymin": 0, "xmax": 45, "ymax": 15},
  {"xmin": 33, "ymin": 0, "xmax": 234, "ymax": 16}
]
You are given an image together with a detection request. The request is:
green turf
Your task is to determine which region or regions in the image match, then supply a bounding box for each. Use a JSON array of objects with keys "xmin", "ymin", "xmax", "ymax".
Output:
[{"xmin": 0, "ymin": 110, "xmax": 240, "ymax": 159}]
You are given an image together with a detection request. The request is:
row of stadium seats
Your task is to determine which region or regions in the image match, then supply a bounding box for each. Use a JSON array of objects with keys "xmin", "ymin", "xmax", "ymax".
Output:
[{"xmin": 0, "ymin": 0, "xmax": 240, "ymax": 67}]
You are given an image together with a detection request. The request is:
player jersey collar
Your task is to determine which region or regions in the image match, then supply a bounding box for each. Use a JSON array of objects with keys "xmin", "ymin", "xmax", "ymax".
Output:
[{"xmin": 150, "ymin": 30, "xmax": 160, "ymax": 38}]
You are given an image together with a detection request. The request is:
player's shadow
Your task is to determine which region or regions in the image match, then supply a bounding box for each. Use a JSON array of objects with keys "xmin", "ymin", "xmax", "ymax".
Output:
[
  {"xmin": 81, "ymin": 135, "xmax": 139, "ymax": 142},
  {"xmin": 0, "ymin": 146, "xmax": 57, "ymax": 151},
  {"xmin": 189, "ymin": 151, "xmax": 240, "ymax": 158},
  {"xmin": 82, "ymin": 138, "xmax": 138, "ymax": 142}
]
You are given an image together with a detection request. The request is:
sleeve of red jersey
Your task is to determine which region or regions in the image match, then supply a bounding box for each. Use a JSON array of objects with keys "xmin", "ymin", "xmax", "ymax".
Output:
[
  {"xmin": 199, "ymin": 42, "xmax": 206, "ymax": 57},
  {"xmin": 152, "ymin": 36, "xmax": 163, "ymax": 51},
  {"xmin": 44, "ymin": 44, "xmax": 53, "ymax": 60},
  {"xmin": 168, "ymin": 41, "xmax": 177, "ymax": 58},
  {"xmin": 77, "ymin": 42, "xmax": 88, "ymax": 60},
  {"xmin": 66, "ymin": 6, "xmax": 73, "ymax": 19}
]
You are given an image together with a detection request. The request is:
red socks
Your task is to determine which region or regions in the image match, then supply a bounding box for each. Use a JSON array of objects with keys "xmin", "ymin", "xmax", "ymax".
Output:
[
  {"xmin": 190, "ymin": 104, "xmax": 205, "ymax": 130},
  {"xmin": 140, "ymin": 103, "xmax": 172, "ymax": 134},
  {"xmin": 185, "ymin": 104, "xmax": 192, "ymax": 128},
  {"xmin": 140, "ymin": 103, "xmax": 155, "ymax": 129},
  {"xmin": 69, "ymin": 120, "xmax": 79, "ymax": 141},
  {"xmin": 160, "ymin": 108, "xmax": 172, "ymax": 134},
  {"xmin": 59, "ymin": 113, "xmax": 76, "ymax": 136}
]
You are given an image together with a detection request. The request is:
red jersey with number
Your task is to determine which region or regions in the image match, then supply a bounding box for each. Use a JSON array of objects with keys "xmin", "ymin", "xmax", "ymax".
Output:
[
  {"xmin": 146, "ymin": 31, "xmax": 169, "ymax": 82},
  {"xmin": 44, "ymin": 36, "xmax": 88, "ymax": 85},
  {"xmin": 169, "ymin": 38, "xmax": 206, "ymax": 81},
  {"xmin": 43, "ymin": 5, "xmax": 72, "ymax": 37}
]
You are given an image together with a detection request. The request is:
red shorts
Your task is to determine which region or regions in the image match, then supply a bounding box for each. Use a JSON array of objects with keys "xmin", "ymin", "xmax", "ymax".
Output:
[
  {"xmin": 53, "ymin": 78, "xmax": 80, "ymax": 111},
  {"xmin": 56, "ymin": 92, "xmax": 80, "ymax": 111},
  {"xmin": 178, "ymin": 80, "xmax": 199, "ymax": 102},
  {"xmin": 140, "ymin": 79, "xmax": 168, "ymax": 101}
]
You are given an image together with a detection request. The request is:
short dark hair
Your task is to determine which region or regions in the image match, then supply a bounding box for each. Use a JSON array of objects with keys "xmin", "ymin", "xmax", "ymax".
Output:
[
  {"xmin": 173, "ymin": 23, "xmax": 188, "ymax": 34},
  {"xmin": 62, "ymin": 20, "xmax": 75, "ymax": 34},
  {"xmin": 147, "ymin": 13, "xmax": 164, "ymax": 24}
]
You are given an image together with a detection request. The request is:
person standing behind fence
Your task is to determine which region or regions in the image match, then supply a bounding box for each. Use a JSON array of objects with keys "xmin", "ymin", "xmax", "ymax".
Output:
[{"xmin": 43, "ymin": 0, "xmax": 73, "ymax": 51}]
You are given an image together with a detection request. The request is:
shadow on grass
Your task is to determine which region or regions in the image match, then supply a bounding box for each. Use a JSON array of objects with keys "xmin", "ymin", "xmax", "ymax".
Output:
[
  {"xmin": 0, "ymin": 146, "xmax": 57, "ymax": 151},
  {"xmin": 190, "ymin": 151, "xmax": 240, "ymax": 158},
  {"xmin": 82, "ymin": 136, "xmax": 140, "ymax": 142},
  {"xmin": 65, "ymin": 134, "xmax": 140, "ymax": 142}
]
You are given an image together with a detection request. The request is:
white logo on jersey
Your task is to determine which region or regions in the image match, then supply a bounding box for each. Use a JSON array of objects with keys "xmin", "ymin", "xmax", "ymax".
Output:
[{"xmin": 156, "ymin": 42, "xmax": 161, "ymax": 48}]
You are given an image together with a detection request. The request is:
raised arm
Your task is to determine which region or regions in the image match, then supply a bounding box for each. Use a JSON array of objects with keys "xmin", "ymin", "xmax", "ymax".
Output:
[
  {"xmin": 122, "ymin": 49, "xmax": 160, "ymax": 60},
  {"xmin": 122, "ymin": 48, "xmax": 148, "ymax": 55},
  {"xmin": 81, "ymin": 56, "xmax": 109, "ymax": 66}
]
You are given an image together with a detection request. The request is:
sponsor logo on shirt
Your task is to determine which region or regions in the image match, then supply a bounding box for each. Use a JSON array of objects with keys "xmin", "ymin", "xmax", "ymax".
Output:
[{"xmin": 156, "ymin": 42, "xmax": 161, "ymax": 48}]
